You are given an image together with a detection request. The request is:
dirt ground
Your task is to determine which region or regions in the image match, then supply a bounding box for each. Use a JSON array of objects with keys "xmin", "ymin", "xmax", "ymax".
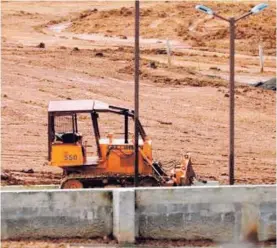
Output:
[
  {"xmin": 1, "ymin": 0, "xmax": 276, "ymax": 187},
  {"xmin": 1, "ymin": 238, "xmax": 276, "ymax": 248},
  {"xmin": 1, "ymin": 238, "xmax": 212, "ymax": 248}
]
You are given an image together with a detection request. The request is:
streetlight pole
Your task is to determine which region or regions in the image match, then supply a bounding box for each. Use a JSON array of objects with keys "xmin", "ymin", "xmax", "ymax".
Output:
[
  {"xmin": 134, "ymin": 0, "xmax": 140, "ymax": 187},
  {"xmin": 195, "ymin": 3, "xmax": 268, "ymax": 185},
  {"xmin": 229, "ymin": 17, "xmax": 235, "ymax": 185}
]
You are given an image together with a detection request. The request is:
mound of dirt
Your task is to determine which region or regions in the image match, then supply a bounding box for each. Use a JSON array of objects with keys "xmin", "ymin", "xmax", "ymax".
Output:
[
  {"xmin": 66, "ymin": 1, "xmax": 276, "ymax": 54},
  {"xmin": 1, "ymin": 170, "xmax": 61, "ymax": 186}
]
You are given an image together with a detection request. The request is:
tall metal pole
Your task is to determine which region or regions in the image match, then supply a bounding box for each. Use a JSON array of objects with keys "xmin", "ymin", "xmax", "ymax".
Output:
[
  {"xmin": 229, "ymin": 18, "xmax": 235, "ymax": 185},
  {"xmin": 196, "ymin": 4, "xmax": 267, "ymax": 186},
  {"xmin": 134, "ymin": 0, "xmax": 140, "ymax": 187}
]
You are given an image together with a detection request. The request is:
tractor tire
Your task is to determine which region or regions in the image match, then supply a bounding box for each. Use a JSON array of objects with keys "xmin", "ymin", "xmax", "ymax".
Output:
[{"xmin": 61, "ymin": 179, "xmax": 83, "ymax": 189}]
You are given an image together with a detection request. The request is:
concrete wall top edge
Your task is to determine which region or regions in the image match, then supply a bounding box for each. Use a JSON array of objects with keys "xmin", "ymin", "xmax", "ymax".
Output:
[
  {"xmin": 1, "ymin": 184, "xmax": 276, "ymax": 193},
  {"xmin": 135, "ymin": 185, "xmax": 276, "ymax": 205},
  {"xmin": 135, "ymin": 184, "xmax": 277, "ymax": 190},
  {"xmin": 1, "ymin": 190, "xmax": 113, "ymax": 210},
  {"xmin": 1, "ymin": 188, "xmax": 114, "ymax": 193}
]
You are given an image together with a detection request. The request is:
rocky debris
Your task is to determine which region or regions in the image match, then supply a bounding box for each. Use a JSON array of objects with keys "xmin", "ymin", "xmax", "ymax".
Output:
[
  {"xmin": 149, "ymin": 61, "xmax": 157, "ymax": 69},
  {"xmin": 1, "ymin": 171, "xmax": 21, "ymax": 185},
  {"xmin": 210, "ymin": 67, "xmax": 221, "ymax": 71},
  {"xmin": 119, "ymin": 7, "xmax": 132, "ymax": 16},
  {"xmin": 158, "ymin": 120, "xmax": 172, "ymax": 125},
  {"xmin": 79, "ymin": 8, "xmax": 98, "ymax": 19},
  {"xmin": 156, "ymin": 49, "xmax": 167, "ymax": 55},
  {"xmin": 119, "ymin": 35, "xmax": 127, "ymax": 40},
  {"xmin": 224, "ymin": 93, "xmax": 230, "ymax": 97},
  {"xmin": 37, "ymin": 42, "xmax": 45, "ymax": 48},
  {"xmin": 72, "ymin": 47, "xmax": 79, "ymax": 52},
  {"xmin": 253, "ymin": 78, "xmax": 276, "ymax": 91},
  {"xmin": 1, "ymin": 170, "xmax": 61, "ymax": 186},
  {"xmin": 117, "ymin": 47, "xmax": 124, "ymax": 52},
  {"xmin": 1, "ymin": 172, "xmax": 9, "ymax": 180},
  {"xmin": 21, "ymin": 169, "xmax": 34, "ymax": 174},
  {"xmin": 95, "ymin": 52, "xmax": 104, "ymax": 57}
]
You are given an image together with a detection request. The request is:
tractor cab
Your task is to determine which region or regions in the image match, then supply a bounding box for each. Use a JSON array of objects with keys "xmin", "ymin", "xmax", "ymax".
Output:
[{"xmin": 48, "ymin": 100, "xmax": 153, "ymax": 176}]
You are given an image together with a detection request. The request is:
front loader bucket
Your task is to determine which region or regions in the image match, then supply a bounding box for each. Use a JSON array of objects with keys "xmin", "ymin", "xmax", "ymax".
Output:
[
  {"xmin": 181, "ymin": 154, "xmax": 211, "ymax": 186},
  {"xmin": 181, "ymin": 154, "xmax": 196, "ymax": 185}
]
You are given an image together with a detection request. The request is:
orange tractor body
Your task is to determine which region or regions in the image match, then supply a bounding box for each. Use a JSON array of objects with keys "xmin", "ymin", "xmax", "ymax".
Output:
[{"xmin": 48, "ymin": 100, "xmax": 197, "ymax": 188}]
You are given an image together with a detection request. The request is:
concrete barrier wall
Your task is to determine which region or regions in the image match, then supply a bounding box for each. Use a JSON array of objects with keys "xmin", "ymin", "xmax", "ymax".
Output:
[
  {"xmin": 136, "ymin": 185, "xmax": 276, "ymax": 242},
  {"xmin": 1, "ymin": 185, "xmax": 276, "ymax": 243},
  {"xmin": 1, "ymin": 189, "xmax": 113, "ymax": 239}
]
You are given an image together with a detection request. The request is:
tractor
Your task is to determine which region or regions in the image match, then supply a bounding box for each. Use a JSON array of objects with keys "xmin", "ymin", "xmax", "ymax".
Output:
[{"xmin": 48, "ymin": 99, "xmax": 200, "ymax": 188}]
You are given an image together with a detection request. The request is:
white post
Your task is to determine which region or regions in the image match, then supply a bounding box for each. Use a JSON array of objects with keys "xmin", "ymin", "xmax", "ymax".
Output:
[
  {"xmin": 166, "ymin": 38, "xmax": 171, "ymax": 67},
  {"xmin": 259, "ymin": 43, "xmax": 264, "ymax": 73},
  {"xmin": 113, "ymin": 189, "xmax": 135, "ymax": 243}
]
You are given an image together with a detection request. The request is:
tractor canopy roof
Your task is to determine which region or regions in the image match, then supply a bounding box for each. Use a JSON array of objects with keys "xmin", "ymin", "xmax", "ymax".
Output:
[{"xmin": 48, "ymin": 100, "xmax": 110, "ymax": 113}]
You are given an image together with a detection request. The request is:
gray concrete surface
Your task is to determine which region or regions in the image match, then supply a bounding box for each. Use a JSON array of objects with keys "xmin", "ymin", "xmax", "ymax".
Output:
[
  {"xmin": 1, "ymin": 185, "xmax": 276, "ymax": 243},
  {"xmin": 259, "ymin": 201, "xmax": 276, "ymax": 241},
  {"xmin": 1, "ymin": 189, "xmax": 113, "ymax": 239},
  {"xmin": 113, "ymin": 189, "xmax": 135, "ymax": 243},
  {"xmin": 135, "ymin": 185, "xmax": 276, "ymax": 242}
]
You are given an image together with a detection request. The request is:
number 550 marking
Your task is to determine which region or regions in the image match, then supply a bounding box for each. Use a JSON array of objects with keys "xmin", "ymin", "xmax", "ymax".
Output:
[{"xmin": 64, "ymin": 154, "xmax": 78, "ymax": 161}]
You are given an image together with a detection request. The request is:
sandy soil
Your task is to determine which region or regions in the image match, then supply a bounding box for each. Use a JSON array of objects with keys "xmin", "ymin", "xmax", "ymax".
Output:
[
  {"xmin": 67, "ymin": 1, "xmax": 276, "ymax": 55},
  {"xmin": 1, "ymin": 1, "xmax": 276, "ymax": 187},
  {"xmin": 1, "ymin": 238, "xmax": 276, "ymax": 248}
]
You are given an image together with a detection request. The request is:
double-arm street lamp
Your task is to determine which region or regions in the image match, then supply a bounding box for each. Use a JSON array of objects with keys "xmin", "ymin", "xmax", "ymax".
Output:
[{"xmin": 195, "ymin": 3, "xmax": 268, "ymax": 185}]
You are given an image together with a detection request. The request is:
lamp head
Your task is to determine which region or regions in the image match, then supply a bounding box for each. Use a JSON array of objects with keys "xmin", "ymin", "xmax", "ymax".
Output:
[
  {"xmin": 251, "ymin": 3, "xmax": 268, "ymax": 14},
  {"xmin": 195, "ymin": 5, "xmax": 214, "ymax": 15}
]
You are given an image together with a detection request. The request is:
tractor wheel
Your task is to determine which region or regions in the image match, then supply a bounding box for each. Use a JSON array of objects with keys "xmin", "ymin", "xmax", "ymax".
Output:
[{"xmin": 61, "ymin": 179, "xmax": 83, "ymax": 189}]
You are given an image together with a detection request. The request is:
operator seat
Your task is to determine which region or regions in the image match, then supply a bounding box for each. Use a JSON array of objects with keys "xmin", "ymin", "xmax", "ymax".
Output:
[{"xmin": 55, "ymin": 132, "xmax": 82, "ymax": 143}]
